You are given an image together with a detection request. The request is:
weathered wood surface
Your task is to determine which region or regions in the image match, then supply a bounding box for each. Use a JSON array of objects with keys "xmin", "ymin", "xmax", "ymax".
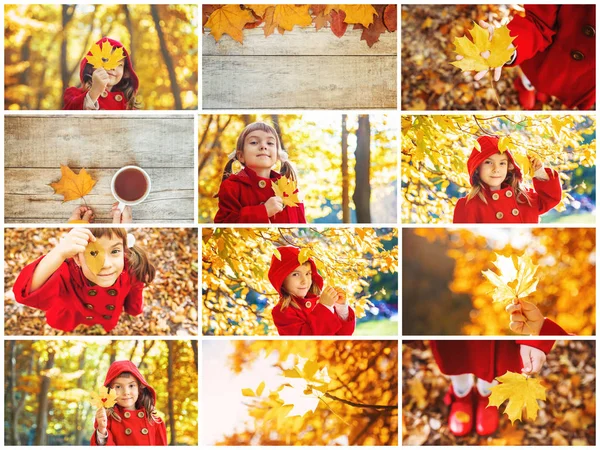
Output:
[
  {"xmin": 4, "ymin": 115, "xmax": 195, "ymax": 223},
  {"xmin": 202, "ymin": 55, "xmax": 397, "ymax": 109},
  {"xmin": 203, "ymin": 27, "xmax": 397, "ymax": 56}
]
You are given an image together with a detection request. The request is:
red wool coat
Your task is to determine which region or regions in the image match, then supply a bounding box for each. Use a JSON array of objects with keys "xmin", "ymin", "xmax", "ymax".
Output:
[
  {"xmin": 453, "ymin": 168, "xmax": 562, "ymax": 223},
  {"xmin": 13, "ymin": 256, "xmax": 144, "ymax": 332},
  {"xmin": 64, "ymin": 87, "xmax": 129, "ymax": 110},
  {"xmin": 431, "ymin": 319, "xmax": 567, "ymax": 383},
  {"xmin": 214, "ymin": 167, "xmax": 307, "ymax": 224},
  {"xmin": 272, "ymin": 293, "xmax": 356, "ymax": 336},
  {"xmin": 508, "ymin": 5, "xmax": 595, "ymax": 110},
  {"xmin": 91, "ymin": 361, "xmax": 167, "ymax": 446}
]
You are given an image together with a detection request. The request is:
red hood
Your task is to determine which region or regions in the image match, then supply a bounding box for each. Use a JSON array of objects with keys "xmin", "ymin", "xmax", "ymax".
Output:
[
  {"xmin": 467, "ymin": 135, "xmax": 522, "ymax": 186},
  {"xmin": 80, "ymin": 37, "xmax": 138, "ymax": 92},
  {"xmin": 104, "ymin": 360, "xmax": 155, "ymax": 404},
  {"xmin": 268, "ymin": 246, "xmax": 324, "ymax": 295}
]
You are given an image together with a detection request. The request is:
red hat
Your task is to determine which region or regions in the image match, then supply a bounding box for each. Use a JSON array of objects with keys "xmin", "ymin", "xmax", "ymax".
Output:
[
  {"xmin": 104, "ymin": 360, "xmax": 155, "ymax": 404},
  {"xmin": 80, "ymin": 37, "xmax": 139, "ymax": 92},
  {"xmin": 467, "ymin": 135, "xmax": 522, "ymax": 186},
  {"xmin": 268, "ymin": 246, "xmax": 324, "ymax": 295}
]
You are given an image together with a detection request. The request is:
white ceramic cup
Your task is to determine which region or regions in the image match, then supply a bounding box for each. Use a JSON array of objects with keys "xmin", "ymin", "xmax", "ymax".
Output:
[{"xmin": 110, "ymin": 166, "xmax": 151, "ymax": 212}]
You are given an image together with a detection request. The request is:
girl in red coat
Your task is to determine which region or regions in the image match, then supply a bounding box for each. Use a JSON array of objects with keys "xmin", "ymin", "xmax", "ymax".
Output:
[
  {"xmin": 453, "ymin": 135, "xmax": 562, "ymax": 223},
  {"xmin": 64, "ymin": 36, "xmax": 140, "ymax": 110},
  {"xmin": 214, "ymin": 122, "xmax": 306, "ymax": 224},
  {"xmin": 13, "ymin": 228, "xmax": 155, "ymax": 333},
  {"xmin": 268, "ymin": 246, "xmax": 355, "ymax": 336},
  {"xmin": 91, "ymin": 360, "xmax": 167, "ymax": 446}
]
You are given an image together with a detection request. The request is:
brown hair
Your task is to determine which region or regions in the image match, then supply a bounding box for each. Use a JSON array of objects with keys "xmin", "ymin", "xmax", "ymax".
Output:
[
  {"xmin": 81, "ymin": 61, "xmax": 141, "ymax": 110},
  {"xmin": 221, "ymin": 122, "xmax": 298, "ymax": 182},
  {"xmin": 466, "ymin": 163, "xmax": 532, "ymax": 206},
  {"xmin": 106, "ymin": 372, "xmax": 160, "ymax": 425},
  {"xmin": 91, "ymin": 228, "xmax": 155, "ymax": 284}
]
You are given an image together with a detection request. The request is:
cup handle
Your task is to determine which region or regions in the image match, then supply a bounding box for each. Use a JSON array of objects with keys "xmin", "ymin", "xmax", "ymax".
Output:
[{"xmin": 118, "ymin": 202, "xmax": 127, "ymax": 213}]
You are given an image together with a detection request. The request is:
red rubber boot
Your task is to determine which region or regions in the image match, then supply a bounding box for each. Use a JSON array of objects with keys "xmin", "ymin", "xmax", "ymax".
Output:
[
  {"xmin": 475, "ymin": 390, "xmax": 499, "ymax": 436},
  {"xmin": 514, "ymin": 77, "xmax": 536, "ymax": 110},
  {"xmin": 444, "ymin": 385, "xmax": 474, "ymax": 437}
]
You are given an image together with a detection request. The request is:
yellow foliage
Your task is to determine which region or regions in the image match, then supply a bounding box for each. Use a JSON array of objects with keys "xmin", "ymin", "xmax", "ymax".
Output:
[
  {"xmin": 488, "ymin": 371, "xmax": 547, "ymax": 424},
  {"xmin": 451, "ymin": 22, "xmax": 516, "ymax": 72}
]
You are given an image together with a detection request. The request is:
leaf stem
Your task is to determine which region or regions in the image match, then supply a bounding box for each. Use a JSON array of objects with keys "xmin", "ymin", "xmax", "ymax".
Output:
[{"xmin": 489, "ymin": 71, "xmax": 501, "ymax": 107}]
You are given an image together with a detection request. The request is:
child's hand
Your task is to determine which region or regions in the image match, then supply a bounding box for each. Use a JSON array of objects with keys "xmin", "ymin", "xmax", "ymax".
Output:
[
  {"xmin": 95, "ymin": 407, "xmax": 108, "ymax": 435},
  {"xmin": 519, "ymin": 344, "xmax": 546, "ymax": 375},
  {"xmin": 319, "ymin": 286, "xmax": 338, "ymax": 307},
  {"xmin": 264, "ymin": 196, "xmax": 284, "ymax": 217},
  {"xmin": 530, "ymin": 157, "xmax": 544, "ymax": 173},
  {"xmin": 506, "ymin": 300, "xmax": 544, "ymax": 335},
  {"xmin": 55, "ymin": 228, "xmax": 96, "ymax": 260},
  {"xmin": 68, "ymin": 205, "xmax": 94, "ymax": 223},
  {"xmin": 90, "ymin": 68, "xmax": 110, "ymax": 99},
  {"xmin": 333, "ymin": 287, "xmax": 347, "ymax": 305},
  {"xmin": 112, "ymin": 203, "xmax": 132, "ymax": 223}
]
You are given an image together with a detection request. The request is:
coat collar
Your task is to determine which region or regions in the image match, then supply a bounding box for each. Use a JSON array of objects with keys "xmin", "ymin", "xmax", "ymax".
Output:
[{"xmin": 229, "ymin": 166, "xmax": 282, "ymax": 187}]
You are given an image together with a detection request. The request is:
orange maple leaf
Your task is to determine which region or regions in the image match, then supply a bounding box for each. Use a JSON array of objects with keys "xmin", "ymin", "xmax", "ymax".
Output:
[
  {"xmin": 49, "ymin": 165, "xmax": 96, "ymax": 203},
  {"xmin": 326, "ymin": 5, "xmax": 377, "ymax": 27},
  {"xmin": 272, "ymin": 4, "xmax": 312, "ymax": 31},
  {"xmin": 205, "ymin": 4, "xmax": 255, "ymax": 43}
]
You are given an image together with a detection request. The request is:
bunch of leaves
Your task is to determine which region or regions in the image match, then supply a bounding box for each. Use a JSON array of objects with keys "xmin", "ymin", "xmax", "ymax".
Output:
[
  {"xmin": 202, "ymin": 227, "xmax": 398, "ymax": 335},
  {"xmin": 49, "ymin": 165, "xmax": 96, "ymax": 203},
  {"xmin": 85, "ymin": 41, "xmax": 125, "ymax": 70},
  {"xmin": 482, "ymin": 253, "xmax": 539, "ymax": 304},
  {"xmin": 203, "ymin": 4, "xmax": 397, "ymax": 47},
  {"xmin": 402, "ymin": 114, "xmax": 596, "ymax": 224},
  {"xmin": 488, "ymin": 371, "xmax": 547, "ymax": 424}
]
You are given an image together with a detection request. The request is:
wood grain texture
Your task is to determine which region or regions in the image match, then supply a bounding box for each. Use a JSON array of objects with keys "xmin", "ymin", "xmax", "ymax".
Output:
[
  {"xmin": 203, "ymin": 27, "xmax": 397, "ymax": 56},
  {"xmin": 202, "ymin": 55, "xmax": 396, "ymax": 108}
]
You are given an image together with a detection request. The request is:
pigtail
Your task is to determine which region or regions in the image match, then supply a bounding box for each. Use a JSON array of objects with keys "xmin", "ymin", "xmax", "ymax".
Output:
[
  {"xmin": 279, "ymin": 160, "xmax": 298, "ymax": 183},
  {"xmin": 221, "ymin": 156, "xmax": 237, "ymax": 182},
  {"xmin": 127, "ymin": 245, "xmax": 156, "ymax": 284}
]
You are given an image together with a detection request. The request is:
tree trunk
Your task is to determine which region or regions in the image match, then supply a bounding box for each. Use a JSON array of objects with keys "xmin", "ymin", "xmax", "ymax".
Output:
[
  {"xmin": 191, "ymin": 341, "xmax": 198, "ymax": 372},
  {"xmin": 60, "ymin": 5, "xmax": 75, "ymax": 94},
  {"xmin": 6, "ymin": 341, "xmax": 18, "ymax": 445},
  {"xmin": 74, "ymin": 349, "xmax": 86, "ymax": 445},
  {"xmin": 353, "ymin": 115, "xmax": 371, "ymax": 223},
  {"xmin": 123, "ymin": 5, "xmax": 135, "ymax": 68},
  {"xmin": 271, "ymin": 115, "xmax": 285, "ymax": 152},
  {"xmin": 341, "ymin": 115, "xmax": 350, "ymax": 223},
  {"xmin": 167, "ymin": 341, "xmax": 176, "ymax": 444},
  {"xmin": 150, "ymin": 5, "xmax": 183, "ymax": 109},
  {"xmin": 34, "ymin": 350, "xmax": 55, "ymax": 445}
]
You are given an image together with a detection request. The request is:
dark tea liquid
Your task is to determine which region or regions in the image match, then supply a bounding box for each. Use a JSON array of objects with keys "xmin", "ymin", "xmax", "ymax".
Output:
[{"xmin": 114, "ymin": 168, "xmax": 148, "ymax": 202}]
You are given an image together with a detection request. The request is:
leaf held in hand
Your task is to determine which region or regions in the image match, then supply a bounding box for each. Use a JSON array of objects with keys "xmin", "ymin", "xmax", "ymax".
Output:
[
  {"xmin": 488, "ymin": 371, "xmax": 547, "ymax": 423},
  {"xmin": 86, "ymin": 41, "xmax": 125, "ymax": 70},
  {"xmin": 271, "ymin": 176, "xmax": 300, "ymax": 207},
  {"xmin": 50, "ymin": 165, "xmax": 97, "ymax": 203},
  {"xmin": 90, "ymin": 386, "xmax": 118, "ymax": 409},
  {"xmin": 85, "ymin": 241, "xmax": 106, "ymax": 276},
  {"xmin": 482, "ymin": 253, "xmax": 539, "ymax": 304},
  {"xmin": 451, "ymin": 22, "xmax": 516, "ymax": 73}
]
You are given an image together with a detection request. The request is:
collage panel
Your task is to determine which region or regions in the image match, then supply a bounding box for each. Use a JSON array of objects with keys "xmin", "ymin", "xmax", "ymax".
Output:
[
  {"xmin": 4, "ymin": 114, "xmax": 196, "ymax": 224},
  {"xmin": 402, "ymin": 340, "xmax": 596, "ymax": 446},
  {"xmin": 402, "ymin": 114, "xmax": 596, "ymax": 224},
  {"xmin": 401, "ymin": 4, "xmax": 595, "ymax": 111},
  {"xmin": 202, "ymin": 4, "xmax": 397, "ymax": 109},
  {"xmin": 5, "ymin": 339, "xmax": 198, "ymax": 446},
  {"xmin": 4, "ymin": 227, "xmax": 198, "ymax": 336},
  {"xmin": 202, "ymin": 227, "xmax": 398, "ymax": 336},
  {"xmin": 198, "ymin": 113, "xmax": 398, "ymax": 224},
  {"xmin": 4, "ymin": 4, "xmax": 198, "ymax": 111},
  {"xmin": 402, "ymin": 227, "xmax": 596, "ymax": 337},
  {"xmin": 202, "ymin": 339, "xmax": 398, "ymax": 445}
]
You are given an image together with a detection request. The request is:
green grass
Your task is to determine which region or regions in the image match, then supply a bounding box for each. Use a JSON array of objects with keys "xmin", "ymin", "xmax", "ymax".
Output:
[
  {"xmin": 543, "ymin": 213, "xmax": 596, "ymax": 224},
  {"xmin": 354, "ymin": 319, "xmax": 398, "ymax": 336}
]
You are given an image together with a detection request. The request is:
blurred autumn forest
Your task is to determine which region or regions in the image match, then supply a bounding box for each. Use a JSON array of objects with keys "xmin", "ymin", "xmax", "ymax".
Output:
[
  {"xmin": 401, "ymin": 4, "xmax": 569, "ymax": 110},
  {"xmin": 202, "ymin": 227, "xmax": 398, "ymax": 336},
  {"xmin": 5, "ymin": 340, "xmax": 198, "ymax": 446},
  {"xmin": 5, "ymin": 228, "xmax": 198, "ymax": 336},
  {"xmin": 403, "ymin": 340, "xmax": 596, "ymax": 445},
  {"xmin": 403, "ymin": 228, "xmax": 596, "ymax": 336},
  {"xmin": 204, "ymin": 340, "xmax": 398, "ymax": 445},
  {"xmin": 402, "ymin": 114, "xmax": 596, "ymax": 223},
  {"xmin": 4, "ymin": 4, "xmax": 198, "ymax": 110},
  {"xmin": 198, "ymin": 114, "xmax": 398, "ymax": 223}
]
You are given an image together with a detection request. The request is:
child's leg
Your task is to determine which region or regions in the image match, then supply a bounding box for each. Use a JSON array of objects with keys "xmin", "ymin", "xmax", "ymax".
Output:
[
  {"xmin": 450, "ymin": 374, "xmax": 474, "ymax": 397},
  {"xmin": 447, "ymin": 374, "xmax": 475, "ymax": 436},
  {"xmin": 475, "ymin": 378, "xmax": 500, "ymax": 436},
  {"xmin": 476, "ymin": 378, "xmax": 498, "ymax": 397}
]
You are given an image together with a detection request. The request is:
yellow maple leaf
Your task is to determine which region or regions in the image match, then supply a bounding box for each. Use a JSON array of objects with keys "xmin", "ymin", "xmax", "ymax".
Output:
[
  {"xmin": 339, "ymin": 4, "xmax": 377, "ymax": 27},
  {"xmin": 247, "ymin": 4, "xmax": 273, "ymax": 18},
  {"xmin": 49, "ymin": 165, "xmax": 97, "ymax": 203},
  {"xmin": 85, "ymin": 41, "xmax": 125, "ymax": 71},
  {"xmin": 279, "ymin": 359, "xmax": 331, "ymax": 417},
  {"xmin": 488, "ymin": 371, "xmax": 547, "ymax": 423},
  {"xmin": 451, "ymin": 22, "xmax": 516, "ymax": 73},
  {"xmin": 89, "ymin": 386, "xmax": 118, "ymax": 409},
  {"xmin": 84, "ymin": 241, "xmax": 106, "ymax": 276},
  {"xmin": 482, "ymin": 253, "xmax": 539, "ymax": 304},
  {"xmin": 271, "ymin": 176, "xmax": 300, "ymax": 207},
  {"xmin": 272, "ymin": 4, "xmax": 312, "ymax": 32},
  {"xmin": 205, "ymin": 4, "xmax": 255, "ymax": 43}
]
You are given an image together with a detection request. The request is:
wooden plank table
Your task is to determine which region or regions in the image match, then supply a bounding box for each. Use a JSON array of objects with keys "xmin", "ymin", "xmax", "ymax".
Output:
[{"xmin": 5, "ymin": 115, "xmax": 196, "ymax": 223}]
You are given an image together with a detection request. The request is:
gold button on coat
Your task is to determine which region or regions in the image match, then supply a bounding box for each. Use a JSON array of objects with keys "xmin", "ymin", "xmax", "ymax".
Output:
[
  {"xmin": 100, "ymin": 91, "xmax": 108, "ymax": 98},
  {"xmin": 103, "ymin": 315, "xmax": 112, "ymax": 320},
  {"xmin": 571, "ymin": 50, "xmax": 584, "ymax": 61},
  {"xmin": 496, "ymin": 212, "xmax": 504, "ymax": 220},
  {"xmin": 106, "ymin": 304, "xmax": 116, "ymax": 311},
  {"xmin": 124, "ymin": 412, "xmax": 131, "ymax": 418},
  {"xmin": 582, "ymin": 25, "xmax": 595, "ymax": 37},
  {"xmin": 505, "ymin": 190, "xmax": 513, "ymax": 198},
  {"xmin": 305, "ymin": 301, "xmax": 312, "ymax": 308},
  {"xmin": 108, "ymin": 289, "xmax": 118, "ymax": 296},
  {"xmin": 512, "ymin": 208, "xmax": 520, "ymax": 216},
  {"xmin": 86, "ymin": 316, "xmax": 93, "ymax": 320},
  {"xmin": 258, "ymin": 180, "xmax": 267, "ymax": 188},
  {"xmin": 125, "ymin": 428, "xmax": 132, "ymax": 435},
  {"xmin": 141, "ymin": 428, "xmax": 149, "ymax": 435},
  {"xmin": 138, "ymin": 411, "xmax": 145, "ymax": 418},
  {"xmin": 115, "ymin": 94, "xmax": 123, "ymax": 102},
  {"xmin": 88, "ymin": 290, "xmax": 97, "ymax": 296},
  {"xmin": 85, "ymin": 303, "xmax": 94, "ymax": 310},
  {"xmin": 491, "ymin": 193, "xmax": 499, "ymax": 200}
]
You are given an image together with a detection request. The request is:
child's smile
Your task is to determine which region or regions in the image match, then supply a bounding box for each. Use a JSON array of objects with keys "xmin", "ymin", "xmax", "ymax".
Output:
[
  {"xmin": 77, "ymin": 235, "xmax": 125, "ymax": 287},
  {"xmin": 479, "ymin": 153, "xmax": 508, "ymax": 191},
  {"xmin": 238, "ymin": 130, "xmax": 278, "ymax": 177},
  {"xmin": 282, "ymin": 262, "xmax": 313, "ymax": 298},
  {"xmin": 111, "ymin": 376, "xmax": 139, "ymax": 410},
  {"xmin": 105, "ymin": 60, "xmax": 125, "ymax": 90}
]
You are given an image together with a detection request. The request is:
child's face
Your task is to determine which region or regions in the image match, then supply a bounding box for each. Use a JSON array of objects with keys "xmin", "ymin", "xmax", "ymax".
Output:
[
  {"xmin": 76, "ymin": 235, "xmax": 125, "ymax": 287},
  {"xmin": 479, "ymin": 153, "xmax": 508, "ymax": 190},
  {"xmin": 238, "ymin": 130, "xmax": 278, "ymax": 172},
  {"xmin": 105, "ymin": 60, "xmax": 125, "ymax": 88},
  {"xmin": 110, "ymin": 375, "xmax": 139, "ymax": 410},
  {"xmin": 282, "ymin": 262, "xmax": 313, "ymax": 299}
]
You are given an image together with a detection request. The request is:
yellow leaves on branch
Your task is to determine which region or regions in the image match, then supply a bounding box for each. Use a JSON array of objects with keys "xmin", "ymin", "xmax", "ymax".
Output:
[
  {"xmin": 89, "ymin": 386, "xmax": 118, "ymax": 409},
  {"xmin": 49, "ymin": 165, "xmax": 96, "ymax": 202},
  {"xmin": 85, "ymin": 41, "xmax": 125, "ymax": 71},
  {"xmin": 451, "ymin": 22, "xmax": 516, "ymax": 73},
  {"xmin": 482, "ymin": 253, "xmax": 539, "ymax": 304},
  {"xmin": 488, "ymin": 371, "xmax": 547, "ymax": 424},
  {"xmin": 272, "ymin": 176, "xmax": 300, "ymax": 208},
  {"xmin": 84, "ymin": 241, "xmax": 106, "ymax": 276}
]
